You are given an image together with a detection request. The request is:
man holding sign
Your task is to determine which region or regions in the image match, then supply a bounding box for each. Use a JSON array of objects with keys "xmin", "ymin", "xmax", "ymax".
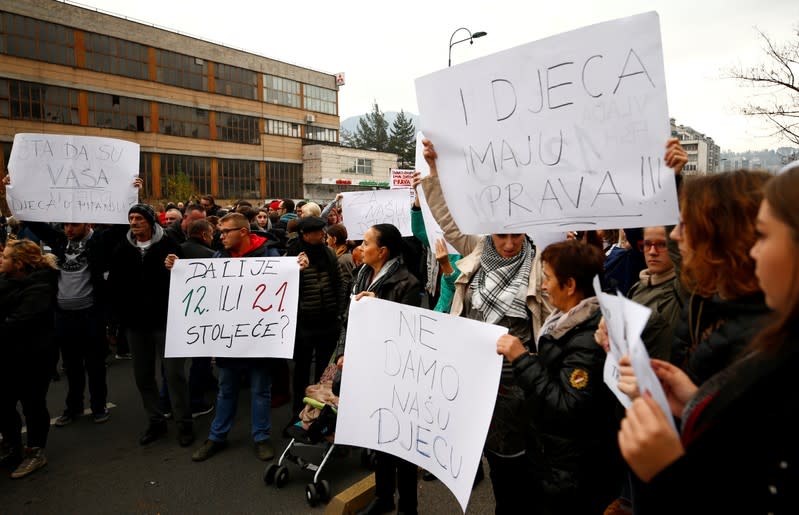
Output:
[{"xmin": 190, "ymin": 212, "xmax": 281, "ymax": 463}]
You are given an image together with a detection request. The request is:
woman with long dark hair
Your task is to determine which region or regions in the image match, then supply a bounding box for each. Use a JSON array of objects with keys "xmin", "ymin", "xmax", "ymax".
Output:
[{"xmin": 336, "ymin": 223, "xmax": 422, "ymax": 515}]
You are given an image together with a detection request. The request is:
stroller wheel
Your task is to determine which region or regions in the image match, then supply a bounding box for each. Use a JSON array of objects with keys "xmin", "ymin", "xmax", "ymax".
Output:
[
  {"xmin": 275, "ymin": 465, "xmax": 290, "ymax": 488},
  {"xmin": 317, "ymin": 479, "xmax": 331, "ymax": 502},
  {"xmin": 306, "ymin": 483, "xmax": 320, "ymax": 507},
  {"xmin": 263, "ymin": 464, "xmax": 278, "ymax": 485}
]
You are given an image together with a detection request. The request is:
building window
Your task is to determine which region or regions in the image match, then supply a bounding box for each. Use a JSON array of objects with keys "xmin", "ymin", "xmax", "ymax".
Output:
[
  {"xmin": 342, "ymin": 157, "xmax": 373, "ymax": 175},
  {"xmin": 216, "ymin": 112, "xmax": 260, "ymax": 144},
  {"xmin": 160, "ymin": 153, "xmax": 212, "ymax": 199},
  {"xmin": 265, "ymin": 119, "xmax": 300, "ymax": 138},
  {"xmin": 84, "ymin": 33, "xmax": 149, "ymax": 80},
  {"xmin": 214, "ymin": 63, "xmax": 257, "ymax": 100},
  {"xmin": 0, "ymin": 13, "xmax": 75, "ymax": 67},
  {"xmin": 266, "ymin": 161, "xmax": 303, "ymax": 199},
  {"xmin": 156, "ymin": 49, "xmax": 207, "ymax": 91},
  {"xmin": 139, "ymin": 152, "xmax": 153, "ymax": 198},
  {"xmin": 218, "ymin": 158, "xmax": 260, "ymax": 199},
  {"xmin": 1, "ymin": 79, "xmax": 79, "ymax": 125},
  {"xmin": 305, "ymin": 125, "xmax": 338, "ymax": 143},
  {"xmin": 158, "ymin": 103, "xmax": 210, "ymax": 139},
  {"xmin": 88, "ymin": 92, "xmax": 150, "ymax": 132},
  {"xmin": 263, "ymin": 74, "xmax": 300, "ymax": 108},
  {"xmin": 303, "ymin": 84, "xmax": 337, "ymax": 115}
]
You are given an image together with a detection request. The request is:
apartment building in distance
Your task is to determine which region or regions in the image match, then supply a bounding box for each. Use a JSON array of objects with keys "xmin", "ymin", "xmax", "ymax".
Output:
[
  {"xmin": 670, "ymin": 118, "xmax": 721, "ymax": 174},
  {"xmin": 0, "ymin": 0, "xmax": 396, "ymax": 205}
]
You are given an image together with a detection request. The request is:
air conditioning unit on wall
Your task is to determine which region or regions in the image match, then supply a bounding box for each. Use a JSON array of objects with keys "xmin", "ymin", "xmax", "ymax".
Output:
[{"xmin": 305, "ymin": 114, "xmax": 316, "ymax": 123}]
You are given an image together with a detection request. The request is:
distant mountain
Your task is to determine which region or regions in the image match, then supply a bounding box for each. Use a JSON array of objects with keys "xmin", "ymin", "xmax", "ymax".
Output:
[{"xmin": 340, "ymin": 111, "xmax": 419, "ymax": 134}]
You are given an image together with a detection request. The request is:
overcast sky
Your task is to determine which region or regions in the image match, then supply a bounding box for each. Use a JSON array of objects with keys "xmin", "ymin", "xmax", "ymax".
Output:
[{"xmin": 75, "ymin": 0, "xmax": 798, "ymax": 152}]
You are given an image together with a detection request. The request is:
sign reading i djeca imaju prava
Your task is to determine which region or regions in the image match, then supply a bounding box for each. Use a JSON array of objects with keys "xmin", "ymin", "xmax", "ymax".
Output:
[
  {"xmin": 165, "ymin": 257, "xmax": 300, "ymax": 358},
  {"xmin": 6, "ymin": 133, "xmax": 140, "ymax": 224},
  {"xmin": 415, "ymin": 12, "xmax": 678, "ymax": 235}
]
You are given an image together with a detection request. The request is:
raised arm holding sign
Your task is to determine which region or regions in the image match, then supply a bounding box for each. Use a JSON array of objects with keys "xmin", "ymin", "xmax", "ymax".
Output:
[
  {"xmin": 6, "ymin": 133, "xmax": 140, "ymax": 224},
  {"xmin": 415, "ymin": 12, "xmax": 678, "ymax": 235}
]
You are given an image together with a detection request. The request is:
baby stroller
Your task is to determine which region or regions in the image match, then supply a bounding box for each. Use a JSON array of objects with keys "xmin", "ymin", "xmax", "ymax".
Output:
[{"xmin": 263, "ymin": 361, "xmax": 350, "ymax": 507}]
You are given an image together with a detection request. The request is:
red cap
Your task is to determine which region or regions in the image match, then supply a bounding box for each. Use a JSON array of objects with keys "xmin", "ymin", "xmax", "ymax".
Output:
[{"xmin": 269, "ymin": 200, "xmax": 281, "ymax": 210}]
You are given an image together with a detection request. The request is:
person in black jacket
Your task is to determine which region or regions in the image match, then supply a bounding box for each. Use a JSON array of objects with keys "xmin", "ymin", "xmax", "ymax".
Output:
[
  {"xmin": 496, "ymin": 240, "xmax": 622, "ymax": 515},
  {"xmin": 336, "ymin": 223, "xmax": 422, "ymax": 515},
  {"xmin": 26, "ymin": 220, "xmax": 126, "ymax": 427},
  {"xmin": 190, "ymin": 213, "xmax": 280, "ymax": 463},
  {"xmin": 285, "ymin": 216, "xmax": 344, "ymax": 422},
  {"xmin": 107, "ymin": 203, "xmax": 193, "ymax": 447},
  {"xmin": 617, "ymin": 152, "xmax": 799, "ymax": 514},
  {"xmin": 0, "ymin": 239, "xmax": 60, "ymax": 478}
]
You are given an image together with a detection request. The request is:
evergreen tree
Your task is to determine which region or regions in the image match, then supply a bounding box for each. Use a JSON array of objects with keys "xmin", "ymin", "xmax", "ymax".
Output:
[
  {"xmin": 388, "ymin": 109, "xmax": 417, "ymax": 168},
  {"xmin": 352, "ymin": 101, "xmax": 389, "ymax": 151}
]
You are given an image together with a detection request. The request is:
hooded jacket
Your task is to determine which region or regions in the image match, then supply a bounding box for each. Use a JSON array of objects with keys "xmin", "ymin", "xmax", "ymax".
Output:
[{"xmin": 107, "ymin": 223, "xmax": 182, "ymax": 329}]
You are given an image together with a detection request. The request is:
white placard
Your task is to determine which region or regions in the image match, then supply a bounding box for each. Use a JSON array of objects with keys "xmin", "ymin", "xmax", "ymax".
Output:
[
  {"xmin": 594, "ymin": 276, "xmax": 632, "ymax": 408},
  {"xmin": 621, "ymin": 295, "xmax": 677, "ymax": 433},
  {"xmin": 415, "ymin": 12, "xmax": 678, "ymax": 235},
  {"xmin": 165, "ymin": 257, "xmax": 299, "ymax": 358},
  {"xmin": 414, "ymin": 131, "xmax": 457, "ymax": 254},
  {"xmin": 335, "ymin": 297, "xmax": 506, "ymax": 513},
  {"xmin": 6, "ymin": 133, "xmax": 140, "ymax": 224},
  {"xmin": 391, "ymin": 169, "xmax": 415, "ymax": 189},
  {"xmin": 341, "ymin": 189, "xmax": 413, "ymax": 240}
]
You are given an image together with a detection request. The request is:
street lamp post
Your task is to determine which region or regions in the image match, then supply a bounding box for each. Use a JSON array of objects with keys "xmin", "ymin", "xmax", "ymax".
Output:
[{"xmin": 448, "ymin": 27, "xmax": 487, "ymax": 67}]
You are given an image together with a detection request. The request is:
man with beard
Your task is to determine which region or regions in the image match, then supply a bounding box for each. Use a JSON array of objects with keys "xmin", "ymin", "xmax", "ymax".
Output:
[{"xmin": 284, "ymin": 216, "xmax": 344, "ymax": 430}]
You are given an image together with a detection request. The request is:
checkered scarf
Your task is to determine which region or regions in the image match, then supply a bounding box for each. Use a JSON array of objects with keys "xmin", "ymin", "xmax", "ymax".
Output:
[{"xmin": 470, "ymin": 236, "xmax": 533, "ymax": 324}]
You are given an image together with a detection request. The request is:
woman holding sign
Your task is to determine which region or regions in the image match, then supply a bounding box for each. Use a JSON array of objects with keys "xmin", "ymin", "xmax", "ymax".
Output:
[
  {"xmin": 617, "ymin": 163, "xmax": 799, "ymax": 514},
  {"xmin": 421, "ymin": 139, "xmax": 552, "ymax": 513},
  {"xmin": 336, "ymin": 223, "xmax": 422, "ymax": 515}
]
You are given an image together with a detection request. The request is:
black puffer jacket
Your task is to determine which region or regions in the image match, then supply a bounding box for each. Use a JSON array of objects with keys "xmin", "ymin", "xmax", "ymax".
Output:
[
  {"xmin": 671, "ymin": 292, "xmax": 771, "ymax": 385},
  {"xmin": 511, "ymin": 304, "xmax": 621, "ymax": 513},
  {"xmin": 0, "ymin": 267, "xmax": 59, "ymax": 359},
  {"xmin": 285, "ymin": 240, "xmax": 342, "ymax": 326},
  {"xmin": 335, "ymin": 265, "xmax": 421, "ymax": 358}
]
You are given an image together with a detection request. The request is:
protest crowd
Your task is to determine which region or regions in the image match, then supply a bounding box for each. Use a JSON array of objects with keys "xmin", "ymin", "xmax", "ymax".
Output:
[{"xmin": 1, "ymin": 134, "xmax": 797, "ymax": 514}]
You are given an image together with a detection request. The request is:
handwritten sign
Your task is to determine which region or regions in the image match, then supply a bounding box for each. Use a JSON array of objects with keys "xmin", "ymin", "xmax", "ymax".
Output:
[
  {"xmin": 335, "ymin": 297, "xmax": 506, "ymax": 512},
  {"xmin": 341, "ymin": 189, "xmax": 412, "ymax": 240},
  {"xmin": 6, "ymin": 133, "xmax": 140, "ymax": 224},
  {"xmin": 414, "ymin": 132, "xmax": 457, "ymax": 254},
  {"xmin": 594, "ymin": 277, "xmax": 631, "ymax": 408},
  {"xmin": 165, "ymin": 257, "xmax": 299, "ymax": 358},
  {"xmin": 391, "ymin": 169, "xmax": 415, "ymax": 189},
  {"xmin": 415, "ymin": 12, "xmax": 678, "ymax": 234}
]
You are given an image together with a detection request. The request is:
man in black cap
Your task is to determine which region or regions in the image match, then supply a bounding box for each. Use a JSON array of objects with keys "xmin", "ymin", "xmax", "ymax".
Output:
[
  {"xmin": 284, "ymin": 216, "xmax": 345, "ymax": 428},
  {"xmin": 107, "ymin": 203, "xmax": 194, "ymax": 447}
]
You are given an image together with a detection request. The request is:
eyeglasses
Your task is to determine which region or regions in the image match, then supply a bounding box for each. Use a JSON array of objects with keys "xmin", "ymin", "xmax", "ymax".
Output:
[
  {"xmin": 638, "ymin": 239, "xmax": 668, "ymax": 252},
  {"xmin": 219, "ymin": 227, "xmax": 243, "ymax": 235}
]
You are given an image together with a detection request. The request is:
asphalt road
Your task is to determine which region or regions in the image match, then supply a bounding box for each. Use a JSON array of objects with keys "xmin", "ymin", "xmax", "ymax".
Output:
[{"xmin": 0, "ymin": 355, "xmax": 495, "ymax": 514}]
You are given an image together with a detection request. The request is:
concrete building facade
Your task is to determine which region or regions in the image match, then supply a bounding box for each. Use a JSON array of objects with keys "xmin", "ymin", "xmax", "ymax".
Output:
[
  {"xmin": 0, "ymin": 0, "xmax": 347, "ymax": 204},
  {"xmin": 670, "ymin": 118, "xmax": 721, "ymax": 174},
  {"xmin": 302, "ymin": 144, "xmax": 397, "ymax": 201}
]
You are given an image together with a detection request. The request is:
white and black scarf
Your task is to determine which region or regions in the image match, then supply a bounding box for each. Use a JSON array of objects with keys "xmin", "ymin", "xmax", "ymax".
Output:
[{"xmin": 470, "ymin": 236, "xmax": 533, "ymax": 324}]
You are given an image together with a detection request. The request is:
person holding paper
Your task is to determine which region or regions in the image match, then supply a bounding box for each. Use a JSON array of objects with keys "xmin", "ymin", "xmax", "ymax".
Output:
[
  {"xmin": 191, "ymin": 212, "xmax": 280, "ymax": 463},
  {"xmin": 335, "ymin": 223, "xmax": 422, "ymax": 515},
  {"xmin": 496, "ymin": 240, "xmax": 622, "ymax": 514},
  {"xmin": 421, "ymin": 139, "xmax": 551, "ymax": 513},
  {"xmin": 617, "ymin": 161, "xmax": 799, "ymax": 514},
  {"xmin": 668, "ymin": 169, "xmax": 773, "ymax": 386}
]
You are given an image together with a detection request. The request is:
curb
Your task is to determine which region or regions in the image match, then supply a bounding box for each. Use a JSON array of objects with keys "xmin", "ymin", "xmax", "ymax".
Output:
[{"xmin": 324, "ymin": 473, "xmax": 375, "ymax": 515}]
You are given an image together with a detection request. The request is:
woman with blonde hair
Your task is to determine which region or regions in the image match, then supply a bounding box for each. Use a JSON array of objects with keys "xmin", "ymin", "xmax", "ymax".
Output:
[{"xmin": 0, "ymin": 239, "xmax": 60, "ymax": 478}]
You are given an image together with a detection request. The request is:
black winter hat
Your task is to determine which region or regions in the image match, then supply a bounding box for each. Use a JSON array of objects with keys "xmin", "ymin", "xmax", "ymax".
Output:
[
  {"xmin": 296, "ymin": 216, "xmax": 326, "ymax": 234},
  {"xmin": 128, "ymin": 203, "xmax": 157, "ymax": 228}
]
